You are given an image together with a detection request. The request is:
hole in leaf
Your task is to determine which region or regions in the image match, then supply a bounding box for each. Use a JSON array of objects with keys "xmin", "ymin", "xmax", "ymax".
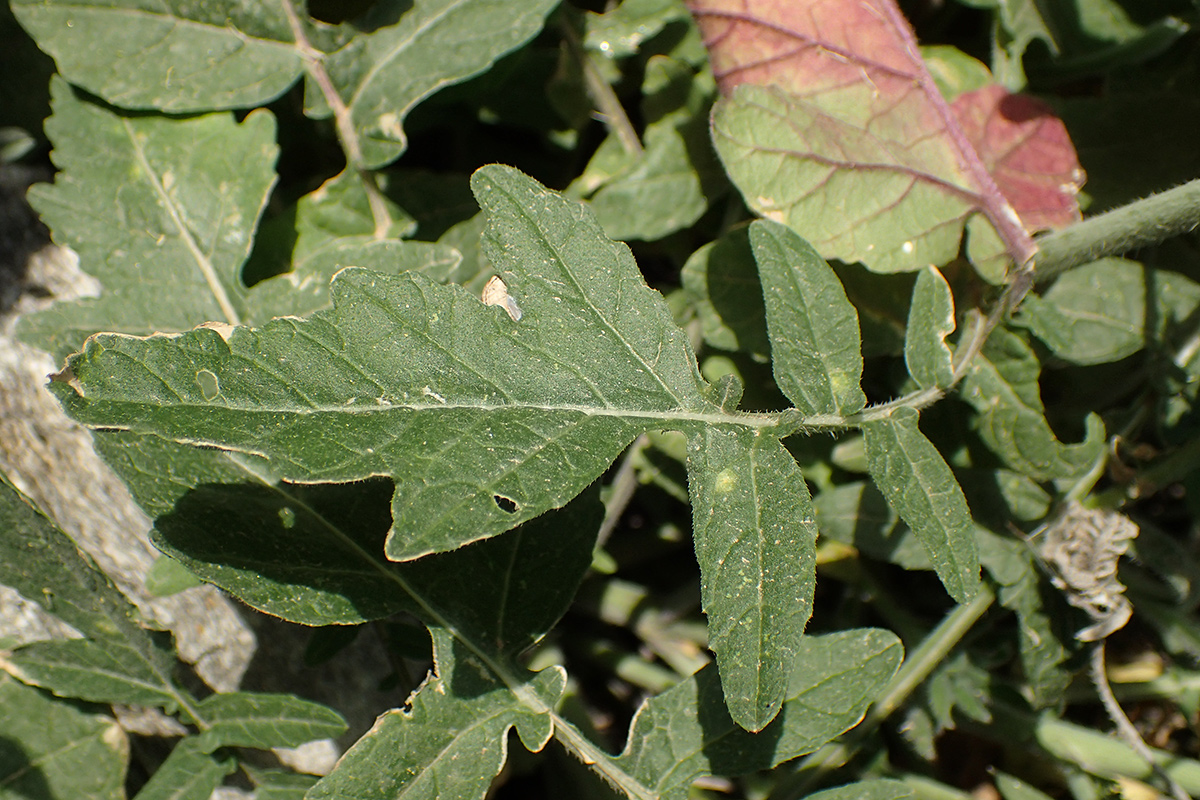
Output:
[{"xmin": 493, "ymin": 495, "xmax": 518, "ymax": 514}]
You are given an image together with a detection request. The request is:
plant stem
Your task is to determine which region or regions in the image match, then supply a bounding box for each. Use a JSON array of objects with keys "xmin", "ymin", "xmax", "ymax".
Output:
[
  {"xmin": 558, "ymin": 13, "xmax": 643, "ymax": 157},
  {"xmin": 280, "ymin": 0, "xmax": 393, "ymax": 238},
  {"xmin": 597, "ymin": 434, "xmax": 648, "ymax": 548},
  {"xmin": 766, "ymin": 584, "xmax": 996, "ymax": 800},
  {"xmin": 1089, "ymin": 642, "xmax": 1191, "ymax": 800},
  {"xmin": 1034, "ymin": 178, "xmax": 1200, "ymax": 283}
]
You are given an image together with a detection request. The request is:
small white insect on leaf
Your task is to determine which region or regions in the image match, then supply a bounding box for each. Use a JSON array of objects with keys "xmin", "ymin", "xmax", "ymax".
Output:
[{"xmin": 482, "ymin": 275, "xmax": 522, "ymax": 322}]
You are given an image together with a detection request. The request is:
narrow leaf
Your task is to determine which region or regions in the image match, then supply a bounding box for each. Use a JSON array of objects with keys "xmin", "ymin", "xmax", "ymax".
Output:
[
  {"xmin": 10, "ymin": 0, "xmax": 302, "ymax": 112},
  {"xmin": 905, "ymin": 266, "xmax": 956, "ymax": 389},
  {"xmin": 131, "ymin": 737, "xmax": 235, "ymax": 800},
  {"xmin": 960, "ymin": 326, "xmax": 1106, "ymax": 481},
  {"xmin": 750, "ymin": 220, "xmax": 866, "ymax": 416},
  {"xmin": 0, "ymin": 473, "xmax": 184, "ymax": 710},
  {"xmin": 54, "ymin": 165, "xmax": 716, "ymax": 562},
  {"xmin": 308, "ymin": 629, "xmax": 564, "ymax": 800},
  {"xmin": 18, "ymin": 78, "xmax": 278, "ymax": 359},
  {"xmin": 685, "ymin": 427, "xmax": 818, "ymax": 732},
  {"xmin": 613, "ymin": 630, "xmax": 903, "ymax": 800},
  {"xmin": 194, "ymin": 692, "xmax": 347, "ymax": 752},
  {"xmin": 320, "ymin": 0, "xmax": 561, "ymax": 169},
  {"xmin": 862, "ymin": 407, "xmax": 980, "ymax": 603},
  {"xmin": 0, "ymin": 673, "xmax": 127, "ymax": 800},
  {"xmin": 693, "ymin": 0, "xmax": 1038, "ymax": 274},
  {"xmin": 3, "ymin": 637, "xmax": 180, "ymax": 709}
]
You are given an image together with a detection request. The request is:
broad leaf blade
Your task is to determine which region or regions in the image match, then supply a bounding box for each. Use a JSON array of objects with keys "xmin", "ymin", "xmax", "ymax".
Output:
[
  {"xmin": 614, "ymin": 630, "xmax": 903, "ymax": 800},
  {"xmin": 18, "ymin": 79, "xmax": 278, "ymax": 360},
  {"xmin": 905, "ymin": 266, "xmax": 956, "ymax": 390},
  {"xmin": 98, "ymin": 430, "xmax": 601, "ymax": 636},
  {"xmin": 10, "ymin": 0, "xmax": 302, "ymax": 112},
  {"xmin": 953, "ymin": 85, "xmax": 1085, "ymax": 236},
  {"xmin": 0, "ymin": 673, "xmax": 127, "ymax": 800},
  {"xmin": 685, "ymin": 427, "xmax": 818, "ymax": 732},
  {"xmin": 308, "ymin": 629, "xmax": 564, "ymax": 800},
  {"xmin": 862, "ymin": 407, "xmax": 980, "ymax": 603},
  {"xmin": 1016, "ymin": 258, "xmax": 1144, "ymax": 365},
  {"xmin": 194, "ymin": 692, "xmax": 347, "ymax": 752},
  {"xmin": 319, "ymin": 0, "xmax": 561, "ymax": 169},
  {"xmin": 55, "ymin": 166, "xmax": 716, "ymax": 561},
  {"xmin": 691, "ymin": 0, "xmax": 1038, "ymax": 274},
  {"xmin": 750, "ymin": 220, "xmax": 866, "ymax": 417}
]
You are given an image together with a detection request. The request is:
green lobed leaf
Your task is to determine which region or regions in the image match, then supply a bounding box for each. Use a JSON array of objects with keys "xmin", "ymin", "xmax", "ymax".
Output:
[
  {"xmin": 862, "ymin": 407, "xmax": 981, "ymax": 603},
  {"xmin": 905, "ymin": 266, "xmax": 957, "ymax": 390},
  {"xmin": 96, "ymin": 430, "xmax": 602, "ymax": 638},
  {"xmin": 308, "ymin": 628, "xmax": 564, "ymax": 800},
  {"xmin": 244, "ymin": 237, "xmax": 464, "ymax": 323},
  {"xmin": 924, "ymin": 650, "xmax": 993, "ymax": 732},
  {"xmin": 18, "ymin": 78, "xmax": 278, "ymax": 360},
  {"xmin": 612, "ymin": 629, "xmax": 903, "ymax": 800},
  {"xmin": 750, "ymin": 220, "xmax": 866, "ymax": 417},
  {"xmin": 194, "ymin": 692, "xmax": 347, "ymax": 752},
  {"xmin": 0, "ymin": 472, "xmax": 185, "ymax": 711},
  {"xmin": 316, "ymin": 0, "xmax": 561, "ymax": 169},
  {"xmin": 960, "ymin": 326, "xmax": 1106, "ymax": 482},
  {"xmin": 0, "ymin": 673, "xmax": 127, "ymax": 800},
  {"xmin": 1016, "ymin": 258, "xmax": 1145, "ymax": 365},
  {"xmin": 54, "ymin": 165, "xmax": 718, "ymax": 562},
  {"xmin": 130, "ymin": 737, "xmax": 235, "ymax": 800},
  {"xmin": 9, "ymin": 0, "xmax": 303, "ymax": 112},
  {"xmin": 685, "ymin": 426, "xmax": 818, "ymax": 732}
]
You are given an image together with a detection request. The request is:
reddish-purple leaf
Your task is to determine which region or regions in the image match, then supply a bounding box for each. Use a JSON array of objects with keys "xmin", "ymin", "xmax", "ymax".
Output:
[
  {"xmin": 689, "ymin": 0, "xmax": 1055, "ymax": 277},
  {"xmin": 952, "ymin": 85, "xmax": 1085, "ymax": 235}
]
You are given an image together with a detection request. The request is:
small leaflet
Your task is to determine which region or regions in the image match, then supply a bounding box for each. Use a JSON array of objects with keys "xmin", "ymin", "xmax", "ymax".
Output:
[{"xmin": 482, "ymin": 275, "xmax": 522, "ymax": 322}]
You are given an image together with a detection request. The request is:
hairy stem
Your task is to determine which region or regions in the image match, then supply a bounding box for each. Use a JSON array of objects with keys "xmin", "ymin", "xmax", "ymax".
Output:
[
  {"xmin": 1035, "ymin": 177, "xmax": 1200, "ymax": 283},
  {"xmin": 1090, "ymin": 642, "xmax": 1191, "ymax": 800}
]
